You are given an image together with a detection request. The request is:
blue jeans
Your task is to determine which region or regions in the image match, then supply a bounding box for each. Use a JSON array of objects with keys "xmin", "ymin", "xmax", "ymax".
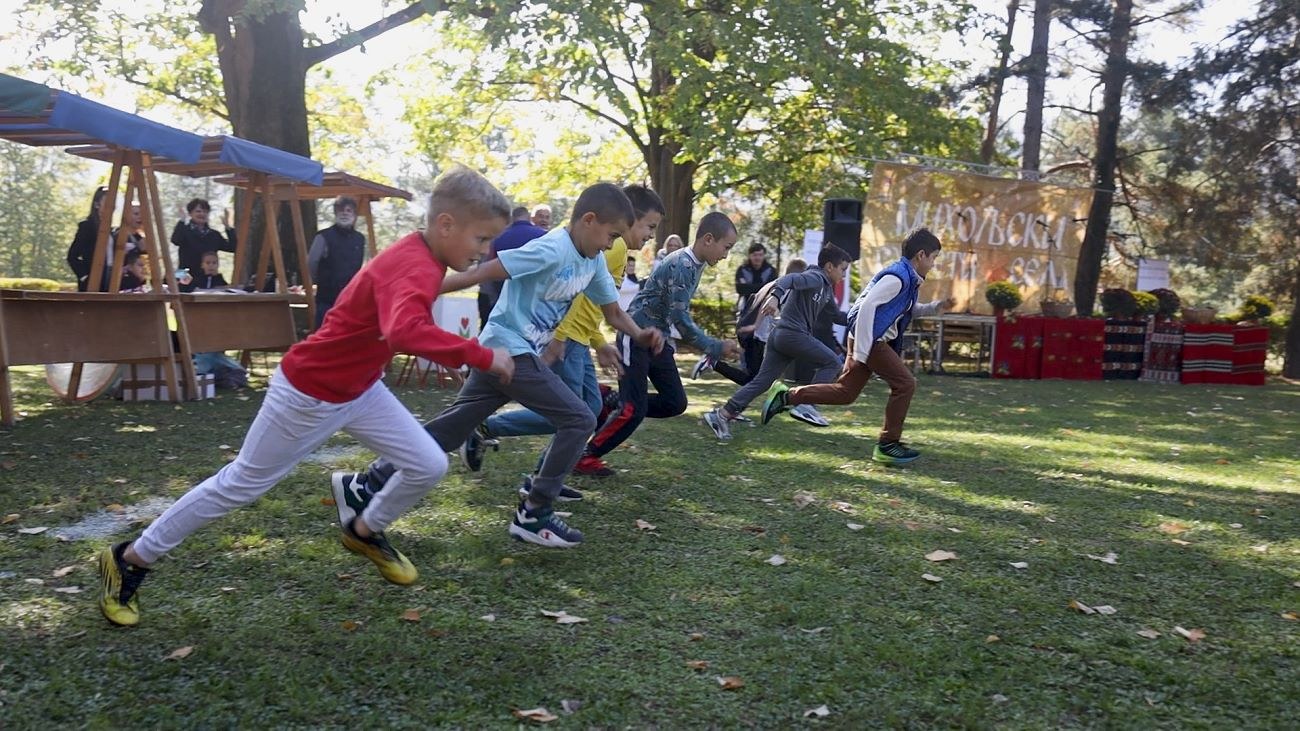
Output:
[{"xmin": 486, "ymin": 339, "xmax": 601, "ymax": 437}]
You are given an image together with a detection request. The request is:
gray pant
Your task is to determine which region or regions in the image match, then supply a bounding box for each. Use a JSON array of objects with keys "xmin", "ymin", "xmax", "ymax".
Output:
[
  {"xmin": 724, "ymin": 327, "xmax": 840, "ymax": 414},
  {"xmin": 366, "ymin": 354, "xmax": 596, "ymax": 505}
]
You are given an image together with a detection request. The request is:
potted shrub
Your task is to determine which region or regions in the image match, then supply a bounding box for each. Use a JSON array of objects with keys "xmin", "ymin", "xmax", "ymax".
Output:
[
  {"xmin": 1236, "ymin": 295, "xmax": 1274, "ymax": 324},
  {"xmin": 1100, "ymin": 288, "xmax": 1137, "ymax": 319},
  {"xmin": 985, "ymin": 280, "xmax": 1022, "ymax": 317},
  {"xmin": 1147, "ymin": 288, "xmax": 1181, "ymax": 320},
  {"xmin": 1181, "ymin": 303, "xmax": 1217, "ymax": 324},
  {"xmin": 1132, "ymin": 290, "xmax": 1159, "ymax": 319}
]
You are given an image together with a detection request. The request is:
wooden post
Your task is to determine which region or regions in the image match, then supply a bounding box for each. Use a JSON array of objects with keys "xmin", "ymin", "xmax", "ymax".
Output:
[
  {"xmin": 362, "ymin": 198, "xmax": 378, "ymax": 259},
  {"xmin": 286, "ymin": 185, "xmax": 316, "ymax": 328},
  {"xmin": 139, "ymin": 153, "xmax": 198, "ymax": 402},
  {"xmin": 232, "ymin": 182, "xmax": 255, "ymax": 287},
  {"xmin": 87, "ymin": 149, "xmax": 126, "ymax": 293},
  {"xmin": 0, "ymin": 292, "xmax": 13, "ymax": 427},
  {"xmin": 107, "ymin": 161, "xmax": 140, "ymax": 292},
  {"xmin": 262, "ymin": 188, "xmax": 288, "ymax": 293}
]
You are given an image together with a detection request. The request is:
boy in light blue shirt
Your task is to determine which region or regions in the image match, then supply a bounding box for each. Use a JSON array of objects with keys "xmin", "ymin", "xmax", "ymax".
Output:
[{"xmin": 337, "ymin": 183, "xmax": 664, "ymax": 548}]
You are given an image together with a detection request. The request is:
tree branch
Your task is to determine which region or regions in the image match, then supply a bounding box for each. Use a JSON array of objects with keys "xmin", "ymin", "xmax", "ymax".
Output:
[
  {"xmin": 303, "ymin": 1, "xmax": 439, "ymax": 68},
  {"xmin": 557, "ymin": 92, "xmax": 647, "ymax": 155},
  {"xmin": 1044, "ymin": 103, "xmax": 1097, "ymax": 116},
  {"xmin": 118, "ymin": 73, "xmax": 230, "ymax": 121}
]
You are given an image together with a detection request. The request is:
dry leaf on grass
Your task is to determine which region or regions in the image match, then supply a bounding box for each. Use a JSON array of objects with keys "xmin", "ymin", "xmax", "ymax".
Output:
[
  {"xmin": 1252, "ymin": 544, "xmax": 1269, "ymax": 553},
  {"xmin": 52, "ymin": 565, "xmax": 77, "ymax": 578},
  {"xmin": 903, "ymin": 521, "xmax": 920, "ymax": 531},
  {"xmin": 921, "ymin": 573, "xmax": 943, "ymax": 583},
  {"xmin": 804, "ymin": 704, "xmax": 831, "ymax": 718},
  {"xmin": 830, "ymin": 501, "xmax": 855, "ymax": 514},
  {"xmin": 792, "ymin": 492, "xmax": 816, "ymax": 508},
  {"xmin": 512, "ymin": 707, "xmax": 558, "ymax": 723},
  {"xmin": 53, "ymin": 586, "xmax": 82, "ymax": 594},
  {"xmin": 1157, "ymin": 521, "xmax": 1190, "ymax": 535},
  {"xmin": 688, "ymin": 632, "xmax": 705, "ymax": 641},
  {"xmin": 1069, "ymin": 599, "xmax": 1096, "ymax": 615},
  {"xmin": 340, "ymin": 620, "xmax": 361, "ymax": 632},
  {"xmin": 105, "ymin": 504, "xmax": 125, "ymax": 513},
  {"xmin": 1009, "ymin": 562, "xmax": 1029, "ymax": 570},
  {"xmin": 539, "ymin": 609, "xmax": 588, "ymax": 624},
  {"xmin": 947, "ymin": 527, "xmax": 964, "ymax": 533},
  {"xmin": 165, "ymin": 645, "xmax": 194, "ymax": 660},
  {"xmin": 1136, "ymin": 629, "xmax": 1161, "ymax": 639},
  {"xmin": 400, "ymin": 609, "xmax": 422, "ymax": 623},
  {"xmin": 716, "ymin": 675, "xmax": 745, "ymax": 690},
  {"xmin": 1170, "ymin": 539, "xmax": 1192, "ymax": 546},
  {"xmin": 336, "ymin": 573, "xmax": 353, "ymax": 581},
  {"xmin": 560, "ymin": 699, "xmax": 582, "ymax": 714},
  {"xmin": 16, "ymin": 527, "xmax": 48, "ymax": 535},
  {"xmin": 766, "ymin": 554, "xmax": 787, "ymax": 566},
  {"xmin": 985, "ymin": 635, "xmax": 1001, "ymax": 643},
  {"xmin": 685, "ymin": 660, "xmax": 710, "ymax": 671},
  {"xmin": 1, "ymin": 514, "xmax": 18, "ymax": 525},
  {"xmin": 799, "ymin": 626, "xmax": 829, "ymax": 635},
  {"xmin": 1279, "ymin": 612, "xmax": 1297, "ymax": 621},
  {"xmin": 925, "ymin": 550, "xmax": 957, "ymax": 562},
  {"xmin": 1174, "ymin": 626, "xmax": 1206, "ymax": 642},
  {"xmin": 741, "ymin": 525, "xmax": 767, "ymax": 536},
  {"xmin": 846, "ymin": 523, "xmax": 865, "ymax": 531},
  {"xmin": 886, "ymin": 498, "xmax": 903, "ymax": 508},
  {"xmin": 500, "ymin": 557, "xmax": 515, "ymax": 567},
  {"xmin": 480, "ymin": 614, "xmax": 496, "ymax": 622},
  {"xmin": 1094, "ymin": 605, "xmax": 1118, "ymax": 615},
  {"xmin": 1228, "ymin": 523, "xmax": 1243, "ymax": 529},
  {"xmin": 320, "ymin": 497, "xmax": 336, "ymax": 506},
  {"xmin": 1086, "ymin": 552, "xmax": 1119, "ymax": 565},
  {"xmin": 634, "ymin": 519, "xmax": 656, "ymax": 531}
]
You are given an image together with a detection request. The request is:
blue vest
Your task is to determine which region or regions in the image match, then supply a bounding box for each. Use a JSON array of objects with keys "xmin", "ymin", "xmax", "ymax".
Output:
[{"xmin": 847, "ymin": 258, "xmax": 922, "ymax": 352}]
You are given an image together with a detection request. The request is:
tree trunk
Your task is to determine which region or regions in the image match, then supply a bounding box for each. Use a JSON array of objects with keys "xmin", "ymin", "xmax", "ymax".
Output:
[
  {"xmin": 1021, "ymin": 0, "xmax": 1052, "ymax": 178},
  {"xmin": 1074, "ymin": 0, "xmax": 1133, "ymax": 316},
  {"xmin": 1285, "ymin": 264, "xmax": 1300, "ymax": 378},
  {"xmin": 980, "ymin": 0, "xmax": 1019, "ymax": 166},
  {"xmin": 645, "ymin": 58, "xmax": 697, "ymax": 244}
]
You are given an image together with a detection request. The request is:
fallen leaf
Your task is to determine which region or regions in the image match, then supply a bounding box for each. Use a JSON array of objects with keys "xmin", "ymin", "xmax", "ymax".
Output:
[
  {"xmin": 1086, "ymin": 552, "xmax": 1119, "ymax": 565},
  {"xmin": 1, "ymin": 514, "xmax": 18, "ymax": 524},
  {"xmin": 991, "ymin": 693, "xmax": 1009, "ymax": 704},
  {"xmin": 846, "ymin": 523, "xmax": 865, "ymax": 531},
  {"xmin": 1174, "ymin": 626, "xmax": 1205, "ymax": 642},
  {"xmin": 803, "ymin": 704, "xmax": 831, "ymax": 718},
  {"xmin": 947, "ymin": 527, "xmax": 964, "ymax": 533},
  {"xmin": 0, "ymin": 460, "xmax": 15, "ymax": 470},
  {"xmin": 902, "ymin": 521, "xmax": 920, "ymax": 531},
  {"xmin": 165, "ymin": 645, "xmax": 194, "ymax": 660},
  {"xmin": 1215, "ymin": 458, "xmax": 1230, "ymax": 464},
  {"xmin": 24, "ymin": 578, "xmax": 44, "ymax": 585},
  {"xmin": 1069, "ymin": 599, "xmax": 1096, "ymax": 615},
  {"xmin": 1252, "ymin": 544, "xmax": 1269, "ymax": 553},
  {"xmin": 1157, "ymin": 521, "xmax": 1189, "ymax": 535},
  {"xmin": 886, "ymin": 498, "xmax": 902, "ymax": 508},
  {"xmin": 539, "ymin": 609, "xmax": 588, "ymax": 624},
  {"xmin": 792, "ymin": 492, "xmax": 816, "ymax": 508},
  {"xmin": 336, "ymin": 573, "xmax": 353, "ymax": 581},
  {"xmin": 634, "ymin": 519, "xmax": 656, "ymax": 531},
  {"xmin": 1136, "ymin": 629, "xmax": 1161, "ymax": 639},
  {"xmin": 400, "ymin": 608, "xmax": 422, "ymax": 623},
  {"xmin": 1009, "ymin": 562, "xmax": 1029, "ymax": 570},
  {"xmin": 16, "ymin": 527, "xmax": 48, "ymax": 535},
  {"xmin": 985, "ymin": 634, "xmax": 1001, "ymax": 643},
  {"xmin": 741, "ymin": 525, "xmax": 767, "ymax": 536},
  {"xmin": 921, "ymin": 573, "xmax": 943, "ymax": 583},
  {"xmin": 219, "ymin": 444, "xmax": 232, "ymax": 450},
  {"xmin": 799, "ymin": 626, "xmax": 829, "ymax": 635},
  {"xmin": 52, "ymin": 565, "xmax": 77, "ymax": 578},
  {"xmin": 320, "ymin": 497, "xmax": 336, "ymax": 506},
  {"xmin": 105, "ymin": 503, "xmax": 125, "ymax": 513},
  {"xmin": 499, "ymin": 557, "xmax": 515, "ymax": 567},
  {"xmin": 830, "ymin": 501, "xmax": 855, "ymax": 514},
  {"xmin": 480, "ymin": 614, "xmax": 496, "ymax": 622},
  {"xmin": 1228, "ymin": 523, "xmax": 1243, "ymax": 529},
  {"xmin": 1094, "ymin": 605, "xmax": 1118, "ymax": 615},
  {"xmin": 716, "ymin": 675, "xmax": 745, "ymax": 690},
  {"xmin": 688, "ymin": 632, "xmax": 705, "ymax": 641},
  {"xmin": 1170, "ymin": 539, "xmax": 1192, "ymax": 546},
  {"xmin": 685, "ymin": 660, "xmax": 710, "ymax": 671},
  {"xmin": 560, "ymin": 699, "xmax": 582, "ymax": 714},
  {"xmin": 426, "ymin": 628, "xmax": 448, "ymax": 638},
  {"xmin": 512, "ymin": 707, "xmax": 558, "ymax": 723},
  {"xmin": 1044, "ymin": 517, "xmax": 1057, "ymax": 523},
  {"xmin": 925, "ymin": 550, "xmax": 957, "ymax": 562},
  {"xmin": 766, "ymin": 554, "xmax": 787, "ymax": 566},
  {"xmin": 53, "ymin": 586, "xmax": 82, "ymax": 594},
  {"xmin": 340, "ymin": 620, "xmax": 361, "ymax": 632},
  {"xmin": 1280, "ymin": 612, "xmax": 1298, "ymax": 621}
]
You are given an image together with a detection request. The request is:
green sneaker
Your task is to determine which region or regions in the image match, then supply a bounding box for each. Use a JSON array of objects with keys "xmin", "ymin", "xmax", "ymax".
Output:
[
  {"xmin": 760, "ymin": 383, "xmax": 791, "ymax": 425},
  {"xmin": 873, "ymin": 441, "xmax": 920, "ymax": 465}
]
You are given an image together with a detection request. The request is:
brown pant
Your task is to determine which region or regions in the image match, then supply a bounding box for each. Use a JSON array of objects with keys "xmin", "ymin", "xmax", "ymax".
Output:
[{"xmin": 788, "ymin": 337, "xmax": 916, "ymax": 443}]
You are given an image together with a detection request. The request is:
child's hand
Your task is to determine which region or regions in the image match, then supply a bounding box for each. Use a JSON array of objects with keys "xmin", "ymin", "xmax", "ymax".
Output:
[
  {"xmin": 941, "ymin": 296, "xmax": 957, "ymax": 312},
  {"xmin": 541, "ymin": 337, "xmax": 566, "ymax": 366},
  {"xmin": 595, "ymin": 343, "xmax": 624, "ymax": 377},
  {"xmin": 721, "ymin": 339, "xmax": 741, "ymax": 359},
  {"xmin": 487, "ymin": 348, "xmax": 514, "ymax": 385},
  {"xmin": 637, "ymin": 327, "xmax": 665, "ymax": 355}
]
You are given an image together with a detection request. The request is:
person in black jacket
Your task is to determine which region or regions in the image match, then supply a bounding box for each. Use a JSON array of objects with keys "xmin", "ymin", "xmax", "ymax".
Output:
[
  {"xmin": 171, "ymin": 198, "xmax": 235, "ymax": 277},
  {"xmin": 307, "ymin": 196, "xmax": 366, "ymax": 328},
  {"xmin": 181, "ymin": 251, "xmax": 230, "ymax": 292},
  {"xmin": 734, "ymin": 242, "xmax": 776, "ymax": 314},
  {"xmin": 67, "ymin": 186, "xmax": 109, "ymax": 292}
]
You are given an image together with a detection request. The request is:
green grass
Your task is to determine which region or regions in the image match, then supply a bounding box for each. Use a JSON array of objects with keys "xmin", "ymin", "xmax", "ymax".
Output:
[{"xmin": 1, "ymin": 361, "xmax": 1298, "ymax": 728}]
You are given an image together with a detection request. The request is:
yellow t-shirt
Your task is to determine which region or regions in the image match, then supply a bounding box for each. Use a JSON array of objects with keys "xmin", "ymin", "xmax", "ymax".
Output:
[{"xmin": 553, "ymin": 238, "xmax": 628, "ymax": 348}]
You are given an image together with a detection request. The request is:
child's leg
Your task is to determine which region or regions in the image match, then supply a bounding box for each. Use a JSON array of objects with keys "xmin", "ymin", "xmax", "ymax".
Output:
[
  {"xmin": 723, "ymin": 341, "xmax": 795, "ymax": 415},
  {"xmin": 713, "ymin": 360, "xmax": 751, "ymax": 386},
  {"xmin": 586, "ymin": 333, "xmax": 650, "ymax": 458},
  {"xmin": 742, "ymin": 335, "xmax": 765, "ymax": 376},
  {"xmin": 341, "ymin": 381, "xmax": 449, "ymax": 532},
  {"xmin": 131, "ymin": 370, "xmax": 351, "ymax": 565},
  {"xmin": 486, "ymin": 341, "xmax": 600, "ymax": 438},
  {"xmin": 787, "ymin": 350, "xmax": 874, "ymax": 408},
  {"xmin": 498, "ymin": 355, "xmax": 596, "ymax": 503},
  {"xmin": 863, "ymin": 341, "xmax": 917, "ymax": 442},
  {"xmin": 644, "ymin": 344, "xmax": 687, "ymax": 418}
]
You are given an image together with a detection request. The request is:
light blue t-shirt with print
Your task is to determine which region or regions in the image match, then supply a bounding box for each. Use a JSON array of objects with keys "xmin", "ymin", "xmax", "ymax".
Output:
[{"xmin": 480, "ymin": 227, "xmax": 619, "ymax": 356}]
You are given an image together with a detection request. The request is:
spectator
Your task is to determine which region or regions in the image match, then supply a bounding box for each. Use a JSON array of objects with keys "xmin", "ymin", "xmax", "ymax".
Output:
[
  {"xmin": 308, "ymin": 196, "xmax": 366, "ymax": 328},
  {"xmin": 531, "ymin": 204, "xmax": 552, "ymax": 229},
  {"xmin": 735, "ymin": 242, "xmax": 776, "ymax": 314},
  {"xmin": 183, "ymin": 251, "xmax": 230, "ymax": 292},
  {"xmin": 479, "ymin": 205, "xmax": 546, "ymax": 326},
  {"xmin": 618, "ymin": 255, "xmax": 642, "ymax": 311},
  {"xmin": 171, "ymin": 198, "xmax": 236, "ymax": 278},
  {"xmin": 653, "ymin": 233, "xmax": 683, "ymax": 271},
  {"xmin": 118, "ymin": 250, "xmax": 148, "ymax": 293},
  {"xmin": 66, "ymin": 186, "xmax": 110, "ymax": 292}
]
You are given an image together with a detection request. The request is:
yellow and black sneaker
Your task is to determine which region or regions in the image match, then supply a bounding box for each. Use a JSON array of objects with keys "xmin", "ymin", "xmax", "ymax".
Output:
[
  {"xmin": 98, "ymin": 542, "xmax": 150, "ymax": 627},
  {"xmin": 340, "ymin": 518, "xmax": 417, "ymax": 585}
]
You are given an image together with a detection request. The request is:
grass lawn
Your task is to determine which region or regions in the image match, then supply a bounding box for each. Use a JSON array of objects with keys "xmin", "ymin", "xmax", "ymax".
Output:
[{"xmin": 1, "ymin": 360, "xmax": 1297, "ymax": 728}]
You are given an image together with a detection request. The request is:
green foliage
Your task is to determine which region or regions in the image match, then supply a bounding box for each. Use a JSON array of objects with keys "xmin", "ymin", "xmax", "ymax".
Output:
[
  {"xmin": 689, "ymin": 296, "xmax": 735, "ymax": 339},
  {"xmin": 0, "ymin": 141, "xmax": 91, "ymax": 280},
  {"xmin": 0, "ymin": 277, "xmax": 69, "ymax": 291},
  {"xmin": 1236, "ymin": 295, "xmax": 1274, "ymax": 321},
  {"xmin": 984, "ymin": 280, "xmax": 1022, "ymax": 310},
  {"xmin": 1131, "ymin": 290, "xmax": 1159, "ymax": 317},
  {"xmin": 1099, "ymin": 288, "xmax": 1137, "ymax": 319}
]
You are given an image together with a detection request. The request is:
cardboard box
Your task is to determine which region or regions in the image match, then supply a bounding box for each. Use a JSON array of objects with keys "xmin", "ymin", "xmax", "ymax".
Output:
[{"xmin": 120, "ymin": 372, "xmax": 215, "ymax": 401}]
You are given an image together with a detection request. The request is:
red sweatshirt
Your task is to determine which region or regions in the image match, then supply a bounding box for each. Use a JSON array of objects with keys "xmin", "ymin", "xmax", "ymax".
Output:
[{"xmin": 280, "ymin": 231, "xmax": 494, "ymax": 402}]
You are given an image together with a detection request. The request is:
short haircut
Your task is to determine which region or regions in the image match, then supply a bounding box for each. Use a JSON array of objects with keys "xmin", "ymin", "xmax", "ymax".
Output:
[
  {"xmin": 747, "ymin": 243, "xmax": 766, "ymax": 255},
  {"xmin": 570, "ymin": 183, "xmax": 635, "ymax": 226},
  {"xmin": 694, "ymin": 211, "xmax": 736, "ymax": 242},
  {"xmin": 427, "ymin": 165, "xmax": 511, "ymax": 224},
  {"xmin": 901, "ymin": 227, "xmax": 942, "ymax": 259},
  {"xmin": 818, "ymin": 244, "xmax": 853, "ymax": 268},
  {"xmin": 785, "ymin": 257, "xmax": 807, "ymax": 274},
  {"xmin": 511, "ymin": 206, "xmax": 530, "ymax": 220},
  {"xmin": 333, "ymin": 196, "xmax": 358, "ymax": 212},
  {"xmin": 186, "ymin": 198, "xmax": 211, "ymax": 213},
  {"xmin": 622, "ymin": 184, "xmax": 666, "ymax": 219},
  {"xmin": 201, "ymin": 251, "xmax": 219, "ymax": 261},
  {"xmin": 533, "ymin": 204, "xmax": 552, "ymax": 215}
]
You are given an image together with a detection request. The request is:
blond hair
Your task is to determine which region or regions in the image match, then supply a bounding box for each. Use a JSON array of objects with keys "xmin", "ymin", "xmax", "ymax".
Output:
[{"xmin": 427, "ymin": 165, "xmax": 510, "ymax": 225}]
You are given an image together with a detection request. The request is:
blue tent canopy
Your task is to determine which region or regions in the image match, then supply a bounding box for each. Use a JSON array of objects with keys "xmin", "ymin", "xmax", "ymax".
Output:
[
  {"xmin": 0, "ymin": 72, "xmax": 204, "ymax": 162},
  {"xmin": 65, "ymin": 135, "xmax": 324, "ymax": 186}
]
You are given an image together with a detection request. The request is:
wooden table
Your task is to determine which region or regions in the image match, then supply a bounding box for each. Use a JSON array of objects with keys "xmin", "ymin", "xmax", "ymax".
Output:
[
  {"xmin": 0, "ymin": 289, "xmax": 179, "ymax": 425},
  {"xmin": 918, "ymin": 313, "xmax": 998, "ymax": 375},
  {"xmin": 175, "ymin": 292, "xmax": 298, "ymax": 353}
]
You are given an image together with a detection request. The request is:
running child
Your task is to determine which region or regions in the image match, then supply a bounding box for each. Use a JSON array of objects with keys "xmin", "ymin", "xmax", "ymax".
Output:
[
  {"xmin": 335, "ymin": 184, "xmax": 664, "ymax": 548},
  {"xmin": 574, "ymin": 212, "xmax": 741, "ymax": 477},
  {"xmin": 97, "ymin": 167, "xmax": 515, "ymax": 626},
  {"xmin": 760, "ymin": 227, "xmax": 955, "ymax": 464}
]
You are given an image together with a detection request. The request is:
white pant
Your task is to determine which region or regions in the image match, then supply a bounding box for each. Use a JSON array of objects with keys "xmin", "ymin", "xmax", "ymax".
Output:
[{"xmin": 133, "ymin": 369, "xmax": 447, "ymax": 564}]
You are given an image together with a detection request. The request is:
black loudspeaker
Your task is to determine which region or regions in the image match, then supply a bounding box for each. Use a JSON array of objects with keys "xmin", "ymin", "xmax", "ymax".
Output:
[{"xmin": 822, "ymin": 198, "xmax": 863, "ymax": 259}]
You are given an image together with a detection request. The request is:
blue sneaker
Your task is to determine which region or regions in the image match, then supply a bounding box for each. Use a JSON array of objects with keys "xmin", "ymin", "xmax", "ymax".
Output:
[
  {"xmin": 459, "ymin": 423, "xmax": 498, "ymax": 472},
  {"xmin": 509, "ymin": 500, "xmax": 584, "ymax": 548},
  {"xmin": 517, "ymin": 474, "xmax": 584, "ymax": 502}
]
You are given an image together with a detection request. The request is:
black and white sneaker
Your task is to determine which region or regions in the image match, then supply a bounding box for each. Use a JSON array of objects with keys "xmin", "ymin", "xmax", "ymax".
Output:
[
  {"xmin": 701, "ymin": 406, "xmax": 733, "ymax": 441},
  {"xmin": 330, "ymin": 471, "xmax": 372, "ymax": 527},
  {"xmin": 691, "ymin": 355, "xmax": 716, "ymax": 379},
  {"xmin": 509, "ymin": 500, "xmax": 584, "ymax": 548},
  {"xmin": 789, "ymin": 404, "xmax": 831, "ymax": 427},
  {"xmin": 459, "ymin": 423, "xmax": 497, "ymax": 472},
  {"xmin": 517, "ymin": 474, "xmax": 584, "ymax": 502}
]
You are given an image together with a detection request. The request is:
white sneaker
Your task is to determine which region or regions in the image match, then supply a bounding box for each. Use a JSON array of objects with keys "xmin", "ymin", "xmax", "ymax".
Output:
[
  {"xmin": 701, "ymin": 407, "xmax": 733, "ymax": 441},
  {"xmin": 789, "ymin": 404, "xmax": 831, "ymax": 427},
  {"xmin": 330, "ymin": 471, "xmax": 370, "ymax": 527},
  {"xmin": 691, "ymin": 356, "xmax": 715, "ymax": 379}
]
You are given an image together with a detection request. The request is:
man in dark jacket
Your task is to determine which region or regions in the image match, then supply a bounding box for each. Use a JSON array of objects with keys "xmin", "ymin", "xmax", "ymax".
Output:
[
  {"xmin": 734, "ymin": 243, "xmax": 776, "ymax": 314},
  {"xmin": 307, "ymin": 196, "xmax": 366, "ymax": 329},
  {"xmin": 171, "ymin": 198, "xmax": 235, "ymax": 277}
]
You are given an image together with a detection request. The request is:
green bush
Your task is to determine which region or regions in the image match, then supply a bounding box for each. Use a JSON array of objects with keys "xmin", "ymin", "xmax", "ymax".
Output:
[
  {"xmin": 985, "ymin": 280, "xmax": 1022, "ymax": 311},
  {"xmin": 689, "ymin": 296, "xmax": 736, "ymax": 339},
  {"xmin": 1132, "ymin": 290, "xmax": 1159, "ymax": 317},
  {"xmin": 1147, "ymin": 288, "xmax": 1181, "ymax": 318},
  {"xmin": 0, "ymin": 277, "xmax": 68, "ymax": 292},
  {"xmin": 1237, "ymin": 294, "xmax": 1274, "ymax": 321},
  {"xmin": 1266, "ymin": 313, "xmax": 1289, "ymax": 362},
  {"xmin": 1100, "ymin": 288, "xmax": 1138, "ymax": 319}
]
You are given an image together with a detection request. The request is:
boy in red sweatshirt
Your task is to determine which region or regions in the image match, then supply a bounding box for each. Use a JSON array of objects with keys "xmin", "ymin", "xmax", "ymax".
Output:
[{"xmin": 97, "ymin": 167, "xmax": 515, "ymax": 627}]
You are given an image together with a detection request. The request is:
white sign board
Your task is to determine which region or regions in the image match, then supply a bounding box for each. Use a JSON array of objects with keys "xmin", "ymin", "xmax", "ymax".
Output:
[
  {"xmin": 801, "ymin": 230, "xmax": 823, "ymax": 267},
  {"xmin": 1136, "ymin": 258, "xmax": 1170, "ymax": 291}
]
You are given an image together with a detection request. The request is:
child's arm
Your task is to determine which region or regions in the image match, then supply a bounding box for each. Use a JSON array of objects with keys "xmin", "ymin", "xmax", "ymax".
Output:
[
  {"xmin": 441, "ymin": 259, "xmax": 508, "ymax": 293},
  {"xmin": 375, "ymin": 268, "xmax": 506, "ymax": 380},
  {"xmin": 600, "ymin": 302, "xmax": 665, "ymax": 355},
  {"xmin": 914, "ymin": 296, "xmax": 957, "ymax": 317},
  {"xmin": 851, "ymin": 276, "xmax": 902, "ymax": 362},
  {"xmin": 663, "ymin": 261, "xmax": 738, "ymax": 359}
]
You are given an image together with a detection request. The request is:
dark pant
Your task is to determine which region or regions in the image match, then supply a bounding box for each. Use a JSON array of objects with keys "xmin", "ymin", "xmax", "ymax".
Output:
[
  {"xmin": 788, "ymin": 337, "xmax": 916, "ymax": 442},
  {"xmin": 725, "ymin": 327, "xmax": 839, "ymax": 415},
  {"xmin": 586, "ymin": 334, "xmax": 686, "ymax": 458},
  {"xmin": 366, "ymin": 354, "xmax": 595, "ymax": 504},
  {"xmin": 315, "ymin": 298, "xmax": 334, "ymax": 329}
]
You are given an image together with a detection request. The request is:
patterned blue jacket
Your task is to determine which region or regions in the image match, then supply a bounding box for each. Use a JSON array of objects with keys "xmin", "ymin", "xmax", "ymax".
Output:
[{"xmin": 628, "ymin": 247, "xmax": 723, "ymax": 358}]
